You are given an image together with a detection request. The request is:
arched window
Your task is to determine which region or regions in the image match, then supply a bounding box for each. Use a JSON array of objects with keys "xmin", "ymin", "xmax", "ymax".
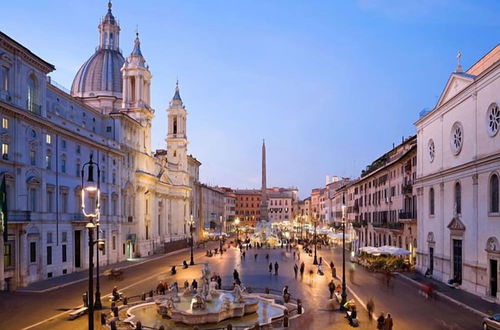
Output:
[
  {"xmin": 491, "ymin": 174, "xmax": 499, "ymax": 213},
  {"xmin": 429, "ymin": 188, "xmax": 435, "ymax": 216},
  {"xmin": 27, "ymin": 74, "xmax": 38, "ymax": 112},
  {"xmin": 455, "ymin": 182, "xmax": 462, "ymax": 214}
]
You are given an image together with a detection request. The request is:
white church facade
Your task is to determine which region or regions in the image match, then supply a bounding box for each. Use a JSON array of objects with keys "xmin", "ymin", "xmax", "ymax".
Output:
[
  {"xmin": 415, "ymin": 46, "xmax": 500, "ymax": 300},
  {"xmin": 0, "ymin": 2, "xmax": 200, "ymax": 290}
]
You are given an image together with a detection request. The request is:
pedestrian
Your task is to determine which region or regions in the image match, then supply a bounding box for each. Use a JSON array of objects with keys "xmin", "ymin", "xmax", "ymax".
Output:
[
  {"xmin": 317, "ymin": 263, "xmax": 324, "ymax": 275},
  {"xmin": 156, "ymin": 281, "xmax": 165, "ymax": 295},
  {"xmin": 384, "ymin": 313, "xmax": 393, "ymax": 330},
  {"xmin": 294, "ymin": 264, "xmax": 298, "ymax": 278},
  {"xmin": 242, "ymin": 251, "xmax": 246, "ymax": 259},
  {"xmin": 349, "ymin": 268, "xmax": 355, "ymax": 283},
  {"xmin": 233, "ymin": 269, "xmax": 240, "ymax": 281},
  {"xmin": 266, "ymin": 254, "xmax": 269, "ymax": 261},
  {"xmin": 269, "ymin": 262, "xmax": 273, "ymax": 274},
  {"xmin": 300, "ymin": 262, "xmax": 305, "ymax": 278},
  {"xmin": 332, "ymin": 266, "xmax": 337, "ymax": 279},
  {"xmin": 254, "ymin": 253, "xmax": 258, "ymax": 261},
  {"xmin": 377, "ymin": 312, "xmax": 385, "ymax": 330},
  {"xmin": 319, "ymin": 256, "xmax": 323, "ymax": 265},
  {"xmin": 329, "ymin": 261, "xmax": 334, "ymax": 270},
  {"xmin": 274, "ymin": 261, "xmax": 279, "ymax": 275},
  {"xmin": 217, "ymin": 275, "xmax": 222, "ymax": 290},
  {"xmin": 184, "ymin": 280, "xmax": 189, "ymax": 290},
  {"xmin": 192, "ymin": 279, "xmax": 198, "ymax": 290},
  {"xmin": 328, "ymin": 279, "xmax": 335, "ymax": 299},
  {"xmin": 367, "ymin": 298, "xmax": 374, "ymax": 321},
  {"xmin": 283, "ymin": 285, "xmax": 289, "ymax": 296}
]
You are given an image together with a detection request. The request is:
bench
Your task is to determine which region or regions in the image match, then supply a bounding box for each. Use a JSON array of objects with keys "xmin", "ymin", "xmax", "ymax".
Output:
[{"xmin": 68, "ymin": 307, "xmax": 88, "ymax": 320}]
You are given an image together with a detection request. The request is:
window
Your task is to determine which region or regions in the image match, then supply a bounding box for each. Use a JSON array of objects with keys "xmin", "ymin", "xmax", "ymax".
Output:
[
  {"xmin": 2, "ymin": 118, "xmax": 8, "ymax": 129},
  {"xmin": 428, "ymin": 139, "xmax": 435, "ymax": 163},
  {"xmin": 62, "ymin": 231, "xmax": 67, "ymax": 243},
  {"xmin": 112, "ymin": 236, "xmax": 116, "ymax": 250},
  {"xmin": 487, "ymin": 103, "xmax": 500, "ymax": 137},
  {"xmin": 30, "ymin": 150, "xmax": 36, "ymax": 166},
  {"xmin": 27, "ymin": 74, "xmax": 38, "ymax": 111},
  {"xmin": 102, "ymin": 170, "xmax": 106, "ymax": 183},
  {"xmin": 62, "ymin": 245, "xmax": 67, "ymax": 263},
  {"xmin": 47, "ymin": 232, "xmax": 53, "ymax": 244},
  {"xmin": 62, "ymin": 193, "xmax": 68, "ymax": 213},
  {"xmin": 61, "ymin": 140, "xmax": 66, "ymax": 148},
  {"xmin": 47, "ymin": 246, "xmax": 52, "ymax": 265},
  {"xmin": 173, "ymin": 117, "xmax": 177, "ymax": 135},
  {"xmin": 76, "ymin": 161, "xmax": 81, "ymax": 177},
  {"xmin": 491, "ymin": 174, "xmax": 499, "ymax": 213},
  {"xmin": 112, "ymin": 171, "xmax": 116, "ymax": 185},
  {"xmin": 47, "ymin": 190, "xmax": 53, "ymax": 212},
  {"xmin": 112, "ymin": 198, "xmax": 117, "ymax": 215},
  {"xmin": 4, "ymin": 242, "xmax": 12, "ymax": 267},
  {"xmin": 450, "ymin": 122, "xmax": 463, "ymax": 155},
  {"xmin": 61, "ymin": 158, "xmax": 67, "ymax": 173},
  {"xmin": 76, "ymin": 145, "xmax": 81, "ymax": 154},
  {"xmin": 30, "ymin": 242, "xmax": 36, "ymax": 263},
  {"xmin": 455, "ymin": 182, "xmax": 462, "ymax": 214},
  {"xmin": 429, "ymin": 188, "xmax": 435, "ymax": 216},
  {"xmin": 1, "ymin": 143, "xmax": 8, "ymax": 159},
  {"xmin": 45, "ymin": 153, "xmax": 52, "ymax": 170},
  {"xmin": 1, "ymin": 65, "xmax": 9, "ymax": 92},
  {"xmin": 29, "ymin": 188, "xmax": 37, "ymax": 211},
  {"xmin": 46, "ymin": 134, "xmax": 52, "ymax": 145}
]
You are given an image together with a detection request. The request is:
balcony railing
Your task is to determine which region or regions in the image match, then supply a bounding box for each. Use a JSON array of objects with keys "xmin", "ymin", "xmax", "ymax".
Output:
[
  {"xmin": 8, "ymin": 210, "xmax": 31, "ymax": 222},
  {"xmin": 372, "ymin": 221, "xmax": 404, "ymax": 230},
  {"xmin": 399, "ymin": 211, "xmax": 416, "ymax": 220},
  {"xmin": 26, "ymin": 100, "xmax": 42, "ymax": 115},
  {"xmin": 403, "ymin": 183, "xmax": 413, "ymax": 195},
  {"xmin": 71, "ymin": 213, "xmax": 86, "ymax": 222}
]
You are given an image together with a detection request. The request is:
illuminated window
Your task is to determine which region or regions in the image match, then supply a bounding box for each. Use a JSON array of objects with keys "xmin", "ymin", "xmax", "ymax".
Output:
[
  {"xmin": 46, "ymin": 134, "xmax": 52, "ymax": 145},
  {"xmin": 2, "ymin": 118, "xmax": 8, "ymax": 129},
  {"xmin": 1, "ymin": 143, "xmax": 8, "ymax": 159}
]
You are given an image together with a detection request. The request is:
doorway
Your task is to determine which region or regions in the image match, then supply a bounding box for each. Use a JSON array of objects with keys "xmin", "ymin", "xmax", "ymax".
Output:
[
  {"xmin": 491, "ymin": 259, "xmax": 498, "ymax": 298},
  {"xmin": 74, "ymin": 230, "xmax": 81, "ymax": 268},
  {"xmin": 429, "ymin": 247, "xmax": 434, "ymax": 275},
  {"xmin": 452, "ymin": 239, "xmax": 462, "ymax": 283}
]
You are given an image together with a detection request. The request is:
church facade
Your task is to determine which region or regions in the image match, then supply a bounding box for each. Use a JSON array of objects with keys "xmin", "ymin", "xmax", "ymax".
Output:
[{"xmin": 0, "ymin": 2, "xmax": 200, "ymax": 290}]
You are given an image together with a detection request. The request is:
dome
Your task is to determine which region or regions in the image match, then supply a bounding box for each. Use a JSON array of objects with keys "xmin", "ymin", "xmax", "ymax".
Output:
[{"xmin": 71, "ymin": 49, "xmax": 124, "ymax": 98}]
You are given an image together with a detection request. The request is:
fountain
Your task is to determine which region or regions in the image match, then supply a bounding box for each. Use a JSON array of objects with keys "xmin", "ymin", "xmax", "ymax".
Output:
[
  {"xmin": 125, "ymin": 263, "xmax": 291, "ymax": 328},
  {"xmin": 251, "ymin": 220, "xmax": 279, "ymax": 247}
]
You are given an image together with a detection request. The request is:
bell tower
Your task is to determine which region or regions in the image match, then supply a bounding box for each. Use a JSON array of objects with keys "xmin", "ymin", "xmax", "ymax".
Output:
[
  {"xmin": 121, "ymin": 32, "xmax": 153, "ymax": 153},
  {"xmin": 166, "ymin": 81, "xmax": 188, "ymax": 170}
]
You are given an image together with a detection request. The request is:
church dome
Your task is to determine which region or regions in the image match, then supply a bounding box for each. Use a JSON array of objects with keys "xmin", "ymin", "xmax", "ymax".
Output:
[
  {"xmin": 71, "ymin": 49, "xmax": 124, "ymax": 98},
  {"xmin": 70, "ymin": 1, "xmax": 124, "ymax": 99}
]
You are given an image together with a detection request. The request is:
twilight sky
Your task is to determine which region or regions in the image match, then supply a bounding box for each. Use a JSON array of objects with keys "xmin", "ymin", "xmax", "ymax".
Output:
[{"xmin": 3, "ymin": 0, "xmax": 499, "ymax": 198}]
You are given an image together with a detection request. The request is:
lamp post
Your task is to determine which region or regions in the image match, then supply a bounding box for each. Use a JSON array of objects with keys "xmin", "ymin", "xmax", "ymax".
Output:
[
  {"xmin": 187, "ymin": 215, "xmax": 195, "ymax": 265},
  {"xmin": 81, "ymin": 154, "xmax": 102, "ymax": 329},
  {"xmin": 219, "ymin": 215, "xmax": 224, "ymax": 256},
  {"xmin": 313, "ymin": 216, "xmax": 318, "ymax": 265},
  {"xmin": 234, "ymin": 217, "xmax": 240, "ymax": 242},
  {"xmin": 340, "ymin": 193, "xmax": 348, "ymax": 309}
]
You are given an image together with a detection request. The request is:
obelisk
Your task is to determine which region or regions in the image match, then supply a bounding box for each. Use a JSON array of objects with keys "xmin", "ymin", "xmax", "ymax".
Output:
[{"xmin": 260, "ymin": 139, "xmax": 269, "ymax": 222}]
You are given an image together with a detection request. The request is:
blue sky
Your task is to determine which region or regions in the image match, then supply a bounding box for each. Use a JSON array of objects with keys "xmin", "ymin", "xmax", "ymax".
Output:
[{"xmin": 3, "ymin": 0, "xmax": 499, "ymax": 198}]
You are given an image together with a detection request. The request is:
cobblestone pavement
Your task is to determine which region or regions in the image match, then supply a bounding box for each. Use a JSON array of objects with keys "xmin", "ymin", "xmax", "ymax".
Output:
[{"xmin": 0, "ymin": 241, "xmax": 484, "ymax": 330}]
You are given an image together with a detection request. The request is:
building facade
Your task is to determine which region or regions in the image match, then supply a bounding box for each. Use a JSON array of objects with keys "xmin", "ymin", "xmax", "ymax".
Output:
[
  {"xmin": 199, "ymin": 184, "xmax": 224, "ymax": 232},
  {"xmin": 415, "ymin": 46, "xmax": 500, "ymax": 300},
  {"xmin": 0, "ymin": 3, "xmax": 200, "ymax": 290},
  {"xmin": 352, "ymin": 136, "xmax": 418, "ymax": 262},
  {"xmin": 234, "ymin": 189, "xmax": 262, "ymax": 227}
]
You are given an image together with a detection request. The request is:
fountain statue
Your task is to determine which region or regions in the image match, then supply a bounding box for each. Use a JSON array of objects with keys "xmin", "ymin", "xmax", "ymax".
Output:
[
  {"xmin": 233, "ymin": 284, "xmax": 245, "ymax": 303},
  {"xmin": 199, "ymin": 263, "xmax": 212, "ymax": 301},
  {"xmin": 191, "ymin": 293, "xmax": 207, "ymax": 310}
]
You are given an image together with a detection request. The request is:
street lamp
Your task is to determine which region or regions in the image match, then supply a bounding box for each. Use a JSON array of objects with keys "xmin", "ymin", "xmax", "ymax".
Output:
[
  {"xmin": 234, "ymin": 217, "xmax": 240, "ymax": 242},
  {"xmin": 81, "ymin": 154, "xmax": 102, "ymax": 328},
  {"xmin": 219, "ymin": 215, "xmax": 224, "ymax": 256},
  {"xmin": 187, "ymin": 215, "xmax": 195, "ymax": 265},
  {"xmin": 313, "ymin": 216, "xmax": 318, "ymax": 265},
  {"xmin": 340, "ymin": 193, "xmax": 348, "ymax": 309}
]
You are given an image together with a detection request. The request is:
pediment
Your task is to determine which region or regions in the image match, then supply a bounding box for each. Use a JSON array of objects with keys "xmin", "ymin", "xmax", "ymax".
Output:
[
  {"xmin": 447, "ymin": 217, "xmax": 466, "ymax": 231},
  {"xmin": 436, "ymin": 73, "xmax": 475, "ymax": 107}
]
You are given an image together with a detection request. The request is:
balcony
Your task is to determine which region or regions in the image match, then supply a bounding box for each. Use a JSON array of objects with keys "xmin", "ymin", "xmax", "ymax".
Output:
[
  {"xmin": 26, "ymin": 100, "xmax": 42, "ymax": 115},
  {"xmin": 372, "ymin": 221, "xmax": 404, "ymax": 230},
  {"xmin": 352, "ymin": 220, "xmax": 367, "ymax": 228},
  {"xmin": 402, "ymin": 183, "xmax": 413, "ymax": 195},
  {"xmin": 8, "ymin": 210, "xmax": 31, "ymax": 222}
]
